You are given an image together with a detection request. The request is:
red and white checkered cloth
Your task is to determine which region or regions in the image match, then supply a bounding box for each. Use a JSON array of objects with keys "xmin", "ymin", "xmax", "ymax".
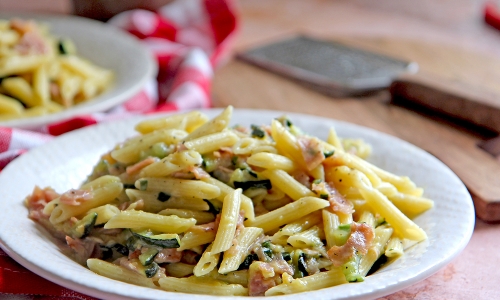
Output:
[{"xmin": 0, "ymin": 0, "xmax": 237, "ymax": 298}]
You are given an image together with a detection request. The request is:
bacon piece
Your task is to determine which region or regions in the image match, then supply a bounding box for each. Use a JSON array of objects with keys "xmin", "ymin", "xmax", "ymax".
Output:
[
  {"xmin": 219, "ymin": 146, "xmax": 234, "ymax": 154},
  {"xmin": 14, "ymin": 31, "xmax": 49, "ymax": 55},
  {"xmin": 66, "ymin": 236, "xmax": 97, "ymax": 261},
  {"xmin": 171, "ymin": 171, "xmax": 195, "ymax": 179},
  {"xmin": 312, "ymin": 181, "xmax": 353, "ymax": 214},
  {"xmin": 233, "ymin": 125, "xmax": 249, "ymax": 134},
  {"xmin": 248, "ymin": 262, "xmax": 277, "ymax": 296},
  {"xmin": 213, "ymin": 214, "xmax": 222, "ymax": 232},
  {"xmin": 128, "ymin": 249, "xmax": 141, "ymax": 260},
  {"xmin": 59, "ymin": 189, "xmax": 92, "ymax": 206},
  {"xmin": 50, "ymin": 82, "xmax": 61, "ymax": 103},
  {"xmin": 270, "ymin": 255, "xmax": 294, "ymax": 276},
  {"xmin": 116, "ymin": 257, "xmax": 166, "ymax": 281},
  {"xmin": 10, "ymin": 19, "xmax": 37, "ymax": 34},
  {"xmin": 92, "ymin": 227, "xmax": 122, "ymax": 237},
  {"xmin": 126, "ymin": 157, "xmax": 159, "ymax": 175},
  {"xmin": 155, "ymin": 248, "xmax": 182, "ymax": 263},
  {"xmin": 305, "ymin": 257, "xmax": 320, "ymax": 275},
  {"xmin": 175, "ymin": 143, "xmax": 188, "ymax": 152},
  {"xmin": 327, "ymin": 222, "xmax": 374, "ymax": 266},
  {"xmin": 191, "ymin": 221, "xmax": 217, "ymax": 234},
  {"xmin": 292, "ymin": 171, "xmax": 311, "ymax": 188},
  {"xmin": 262, "ymin": 125, "xmax": 273, "ymax": 137},
  {"xmin": 188, "ymin": 166, "xmax": 210, "ymax": 179},
  {"xmin": 181, "ymin": 250, "xmax": 199, "ymax": 265},
  {"xmin": 297, "ymin": 136, "xmax": 325, "ymax": 171},
  {"xmin": 213, "ymin": 150, "xmax": 233, "ymax": 167},
  {"xmin": 25, "ymin": 186, "xmax": 59, "ymax": 211},
  {"xmin": 212, "ymin": 166, "xmax": 233, "ymax": 183},
  {"xmin": 117, "ymin": 256, "xmax": 140, "ymax": 272}
]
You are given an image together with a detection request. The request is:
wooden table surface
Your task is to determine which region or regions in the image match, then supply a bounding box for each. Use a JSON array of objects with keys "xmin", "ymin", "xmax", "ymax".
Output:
[{"xmin": 212, "ymin": 0, "xmax": 500, "ymax": 298}]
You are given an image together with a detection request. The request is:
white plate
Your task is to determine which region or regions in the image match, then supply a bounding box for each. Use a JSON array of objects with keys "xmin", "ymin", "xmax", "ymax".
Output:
[
  {"xmin": 0, "ymin": 13, "xmax": 157, "ymax": 129},
  {"xmin": 0, "ymin": 109, "xmax": 475, "ymax": 300}
]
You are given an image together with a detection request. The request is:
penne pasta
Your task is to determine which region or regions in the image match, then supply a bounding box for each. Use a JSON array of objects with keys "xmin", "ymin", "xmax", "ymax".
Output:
[
  {"xmin": 49, "ymin": 175, "xmax": 123, "ymax": 224},
  {"xmin": 87, "ymin": 259, "xmax": 158, "ymax": 289},
  {"xmin": 265, "ymin": 268, "xmax": 347, "ymax": 296},
  {"xmin": 211, "ymin": 188, "xmax": 243, "ymax": 253},
  {"xmin": 183, "ymin": 130, "xmax": 240, "ymax": 154},
  {"xmin": 165, "ymin": 262, "xmax": 195, "ymax": 278},
  {"xmin": 158, "ymin": 208, "xmax": 215, "ymax": 224},
  {"xmin": 322, "ymin": 209, "xmax": 340, "ymax": 249},
  {"xmin": 247, "ymin": 152, "xmax": 297, "ymax": 172},
  {"xmin": 139, "ymin": 150, "xmax": 203, "ymax": 178},
  {"xmin": 134, "ymin": 177, "xmax": 221, "ymax": 200},
  {"xmin": 260, "ymin": 169, "xmax": 315, "ymax": 201},
  {"xmin": 193, "ymin": 243, "xmax": 220, "ymax": 276},
  {"xmin": 201, "ymin": 176, "xmax": 255, "ymax": 221},
  {"xmin": 0, "ymin": 19, "xmax": 113, "ymax": 119},
  {"xmin": 25, "ymin": 106, "xmax": 433, "ymax": 297},
  {"xmin": 326, "ymin": 127, "xmax": 344, "ymax": 151},
  {"xmin": 111, "ymin": 129, "xmax": 187, "ymax": 164},
  {"xmin": 104, "ymin": 210, "xmax": 196, "ymax": 233},
  {"xmin": 244, "ymin": 197, "xmax": 330, "ymax": 233},
  {"xmin": 219, "ymin": 226, "xmax": 263, "ymax": 274},
  {"xmin": 158, "ymin": 276, "xmax": 248, "ymax": 296},
  {"xmin": 272, "ymin": 210, "xmax": 322, "ymax": 245},
  {"xmin": 178, "ymin": 226, "xmax": 217, "ymax": 251},
  {"xmin": 125, "ymin": 189, "xmax": 210, "ymax": 212},
  {"xmin": 287, "ymin": 225, "xmax": 324, "ymax": 249},
  {"xmin": 183, "ymin": 106, "xmax": 233, "ymax": 142},
  {"xmin": 135, "ymin": 110, "xmax": 209, "ymax": 134}
]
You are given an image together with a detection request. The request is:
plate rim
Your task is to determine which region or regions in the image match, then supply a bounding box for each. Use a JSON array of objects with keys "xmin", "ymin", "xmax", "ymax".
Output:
[{"xmin": 0, "ymin": 108, "xmax": 475, "ymax": 299}]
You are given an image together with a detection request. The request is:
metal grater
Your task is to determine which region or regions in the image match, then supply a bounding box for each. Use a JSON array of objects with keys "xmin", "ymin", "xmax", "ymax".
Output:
[{"xmin": 237, "ymin": 36, "xmax": 418, "ymax": 97}]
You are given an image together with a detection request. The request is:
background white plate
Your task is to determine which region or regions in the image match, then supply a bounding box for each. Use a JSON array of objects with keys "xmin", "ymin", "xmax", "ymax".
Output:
[
  {"xmin": 0, "ymin": 13, "xmax": 157, "ymax": 129},
  {"xmin": 0, "ymin": 109, "xmax": 475, "ymax": 300}
]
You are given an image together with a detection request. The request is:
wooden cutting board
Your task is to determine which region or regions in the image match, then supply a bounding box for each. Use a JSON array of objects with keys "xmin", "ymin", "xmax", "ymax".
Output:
[{"xmin": 213, "ymin": 36, "xmax": 500, "ymax": 222}]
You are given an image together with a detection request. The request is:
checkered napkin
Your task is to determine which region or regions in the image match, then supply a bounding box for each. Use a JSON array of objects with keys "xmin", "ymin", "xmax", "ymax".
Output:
[{"xmin": 0, "ymin": 0, "xmax": 237, "ymax": 298}]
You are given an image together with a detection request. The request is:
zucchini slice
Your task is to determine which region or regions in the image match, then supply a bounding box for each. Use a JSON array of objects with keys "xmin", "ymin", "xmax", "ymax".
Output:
[
  {"xmin": 132, "ymin": 259, "xmax": 160, "ymax": 278},
  {"xmin": 71, "ymin": 212, "xmax": 97, "ymax": 239},
  {"xmin": 238, "ymin": 253, "xmax": 258, "ymax": 270},
  {"xmin": 130, "ymin": 230, "xmax": 180, "ymax": 249},
  {"xmin": 233, "ymin": 179, "xmax": 272, "ymax": 191},
  {"xmin": 139, "ymin": 248, "xmax": 159, "ymax": 266},
  {"xmin": 144, "ymin": 262, "xmax": 160, "ymax": 278},
  {"xmin": 112, "ymin": 243, "xmax": 129, "ymax": 256},
  {"xmin": 58, "ymin": 38, "xmax": 76, "ymax": 55}
]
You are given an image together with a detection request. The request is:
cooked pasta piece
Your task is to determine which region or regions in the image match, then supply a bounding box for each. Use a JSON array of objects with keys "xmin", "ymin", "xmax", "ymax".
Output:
[
  {"xmin": 158, "ymin": 276, "xmax": 248, "ymax": 296},
  {"xmin": 211, "ymin": 188, "xmax": 243, "ymax": 253},
  {"xmin": 135, "ymin": 110, "xmax": 209, "ymax": 134},
  {"xmin": 260, "ymin": 169, "xmax": 315, "ymax": 201},
  {"xmin": 183, "ymin": 106, "xmax": 233, "ymax": 142},
  {"xmin": 244, "ymin": 197, "xmax": 330, "ymax": 233},
  {"xmin": 87, "ymin": 259, "xmax": 158, "ymax": 289},
  {"xmin": 134, "ymin": 177, "xmax": 221, "ymax": 200},
  {"xmin": 247, "ymin": 152, "xmax": 296, "ymax": 172},
  {"xmin": 193, "ymin": 243, "xmax": 221, "ymax": 276},
  {"xmin": 104, "ymin": 210, "xmax": 196, "ymax": 233},
  {"xmin": 219, "ymin": 226, "xmax": 263, "ymax": 274}
]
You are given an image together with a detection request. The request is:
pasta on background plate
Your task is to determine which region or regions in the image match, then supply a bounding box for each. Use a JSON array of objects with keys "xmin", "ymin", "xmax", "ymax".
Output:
[
  {"xmin": 25, "ymin": 106, "xmax": 433, "ymax": 296},
  {"xmin": 0, "ymin": 18, "xmax": 113, "ymax": 120}
]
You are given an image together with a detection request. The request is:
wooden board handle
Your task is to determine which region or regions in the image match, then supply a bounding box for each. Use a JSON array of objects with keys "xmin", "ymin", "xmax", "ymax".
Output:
[{"xmin": 390, "ymin": 71, "xmax": 500, "ymax": 133}]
